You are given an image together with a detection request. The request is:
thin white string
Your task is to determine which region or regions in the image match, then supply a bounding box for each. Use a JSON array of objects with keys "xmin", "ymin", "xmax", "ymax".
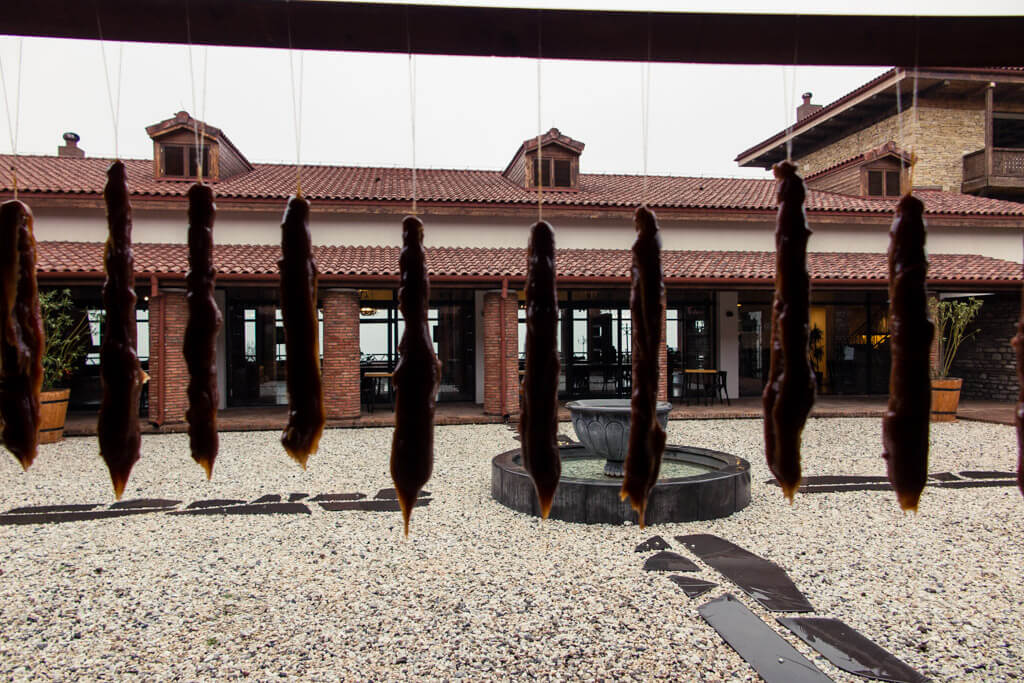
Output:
[
  {"xmin": 288, "ymin": 49, "xmax": 304, "ymax": 195},
  {"xmin": 0, "ymin": 38, "xmax": 24, "ymax": 198},
  {"xmin": 408, "ymin": 53, "xmax": 417, "ymax": 215},
  {"xmin": 535, "ymin": 12, "xmax": 543, "ymax": 221},
  {"xmin": 96, "ymin": 17, "xmax": 124, "ymax": 160},
  {"xmin": 782, "ymin": 16, "xmax": 799, "ymax": 163},
  {"xmin": 910, "ymin": 17, "xmax": 920, "ymax": 190},
  {"xmin": 185, "ymin": 2, "xmax": 209, "ymax": 184},
  {"xmin": 640, "ymin": 17, "xmax": 652, "ymax": 207}
]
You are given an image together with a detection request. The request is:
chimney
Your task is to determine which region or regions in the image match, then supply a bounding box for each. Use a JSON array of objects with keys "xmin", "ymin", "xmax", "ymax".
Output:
[
  {"xmin": 796, "ymin": 92, "xmax": 823, "ymax": 122},
  {"xmin": 58, "ymin": 132, "xmax": 85, "ymax": 158}
]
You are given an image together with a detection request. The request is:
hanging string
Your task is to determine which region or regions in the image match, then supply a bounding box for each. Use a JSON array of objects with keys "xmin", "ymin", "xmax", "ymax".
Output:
[
  {"xmin": 909, "ymin": 17, "xmax": 920, "ymax": 190},
  {"xmin": 536, "ymin": 13, "xmax": 543, "ymax": 221},
  {"xmin": 185, "ymin": 2, "xmax": 209, "ymax": 184},
  {"xmin": 640, "ymin": 14, "xmax": 652, "ymax": 207},
  {"xmin": 782, "ymin": 15, "xmax": 800, "ymax": 163},
  {"xmin": 284, "ymin": 0, "xmax": 304, "ymax": 196},
  {"xmin": 0, "ymin": 38, "xmax": 24, "ymax": 199},
  {"xmin": 408, "ymin": 54, "xmax": 417, "ymax": 215},
  {"xmin": 96, "ymin": 16, "xmax": 124, "ymax": 160}
]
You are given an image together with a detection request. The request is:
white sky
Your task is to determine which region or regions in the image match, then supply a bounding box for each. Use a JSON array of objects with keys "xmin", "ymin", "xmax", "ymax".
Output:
[{"xmin": 1, "ymin": 1, "xmax": 1021, "ymax": 181}]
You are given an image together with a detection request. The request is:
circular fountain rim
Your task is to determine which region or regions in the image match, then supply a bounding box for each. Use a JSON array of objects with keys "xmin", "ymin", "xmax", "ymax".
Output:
[{"xmin": 494, "ymin": 443, "xmax": 746, "ymax": 487}]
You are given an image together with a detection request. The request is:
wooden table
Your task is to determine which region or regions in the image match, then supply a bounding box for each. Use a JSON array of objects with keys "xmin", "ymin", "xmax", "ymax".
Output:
[{"xmin": 682, "ymin": 369, "xmax": 719, "ymax": 406}]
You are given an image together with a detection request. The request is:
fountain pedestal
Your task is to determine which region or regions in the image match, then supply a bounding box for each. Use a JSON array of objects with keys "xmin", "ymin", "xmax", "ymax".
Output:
[{"xmin": 566, "ymin": 399, "xmax": 671, "ymax": 476}]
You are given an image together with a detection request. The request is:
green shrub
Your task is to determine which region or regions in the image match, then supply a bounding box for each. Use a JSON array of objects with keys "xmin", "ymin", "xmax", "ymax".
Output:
[{"xmin": 39, "ymin": 288, "xmax": 89, "ymax": 390}]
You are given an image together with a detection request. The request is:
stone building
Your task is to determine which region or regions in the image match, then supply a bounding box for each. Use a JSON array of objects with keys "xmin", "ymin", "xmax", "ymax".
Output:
[{"xmin": 3, "ymin": 104, "xmax": 1023, "ymax": 422}]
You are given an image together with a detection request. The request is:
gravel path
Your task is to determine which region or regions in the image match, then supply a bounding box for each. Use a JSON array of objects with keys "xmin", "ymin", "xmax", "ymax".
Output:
[{"xmin": 0, "ymin": 417, "xmax": 1021, "ymax": 682}]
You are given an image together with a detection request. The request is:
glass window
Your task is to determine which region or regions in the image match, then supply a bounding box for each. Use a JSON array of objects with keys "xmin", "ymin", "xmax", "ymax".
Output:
[
  {"xmin": 867, "ymin": 170, "xmax": 883, "ymax": 196},
  {"xmin": 885, "ymin": 171, "xmax": 901, "ymax": 197},
  {"xmin": 554, "ymin": 159, "xmax": 571, "ymax": 187},
  {"xmin": 163, "ymin": 145, "xmax": 185, "ymax": 176}
]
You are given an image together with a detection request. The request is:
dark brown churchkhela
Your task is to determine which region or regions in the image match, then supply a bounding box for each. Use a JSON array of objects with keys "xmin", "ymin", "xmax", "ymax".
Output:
[
  {"xmin": 520, "ymin": 221, "xmax": 560, "ymax": 518},
  {"xmin": 0, "ymin": 200, "xmax": 43, "ymax": 470},
  {"xmin": 98, "ymin": 161, "xmax": 145, "ymax": 499},
  {"xmin": 620, "ymin": 206, "xmax": 666, "ymax": 528},
  {"xmin": 391, "ymin": 216, "xmax": 441, "ymax": 535},
  {"xmin": 278, "ymin": 195, "xmax": 325, "ymax": 467},
  {"xmin": 762, "ymin": 161, "xmax": 815, "ymax": 501},
  {"xmin": 184, "ymin": 184, "xmax": 222, "ymax": 479},
  {"xmin": 882, "ymin": 193, "xmax": 934, "ymax": 511},
  {"xmin": 1011, "ymin": 302, "xmax": 1024, "ymax": 496}
]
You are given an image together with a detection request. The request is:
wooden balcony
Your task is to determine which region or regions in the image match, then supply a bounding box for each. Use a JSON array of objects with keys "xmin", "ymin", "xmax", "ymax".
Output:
[{"xmin": 962, "ymin": 147, "xmax": 1024, "ymax": 198}]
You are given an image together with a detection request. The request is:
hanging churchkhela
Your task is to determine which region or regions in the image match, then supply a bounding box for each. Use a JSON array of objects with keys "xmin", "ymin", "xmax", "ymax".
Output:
[
  {"xmin": 882, "ymin": 193, "xmax": 933, "ymax": 511},
  {"xmin": 620, "ymin": 205, "xmax": 667, "ymax": 527},
  {"xmin": 0, "ymin": 199, "xmax": 44, "ymax": 470},
  {"xmin": 391, "ymin": 215, "xmax": 441, "ymax": 535},
  {"xmin": 278, "ymin": 194, "xmax": 325, "ymax": 467},
  {"xmin": 98, "ymin": 161, "xmax": 145, "ymax": 499},
  {"xmin": 183, "ymin": 183, "xmax": 222, "ymax": 478},
  {"xmin": 762, "ymin": 161, "xmax": 815, "ymax": 501},
  {"xmin": 1012, "ymin": 298, "xmax": 1024, "ymax": 497},
  {"xmin": 520, "ymin": 220, "xmax": 560, "ymax": 518}
]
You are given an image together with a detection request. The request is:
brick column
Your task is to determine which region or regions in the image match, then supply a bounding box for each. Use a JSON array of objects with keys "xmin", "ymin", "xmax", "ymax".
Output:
[
  {"xmin": 148, "ymin": 289, "xmax": 188, "ymax": 425},
  {"xmin": 483, "ymin": 290, "xmax": 519, "ymax": 416},
  {"xmin": 658, "ymin": 308, "xmax": 668, "ymax": 402},
  {"xmin": 322, "ymin": 288, "xmax": 361, "ymax": 419}
]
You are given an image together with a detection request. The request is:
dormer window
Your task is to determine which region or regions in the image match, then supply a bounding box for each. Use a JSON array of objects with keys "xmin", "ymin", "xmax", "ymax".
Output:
[
  {"xmin": 531, "ymin": 156, "xmax": 577, "ymax": 190},
  {"xmin": 160, "ymin": 144, "xmax": 210, "ymax": 179},
  {"xmin": 866, "ymin": 169, "xmax": 901, "ymax": 197},
  {"xmin": 503, "ymin": 127, "xmax": 584, "ymax": 192}
]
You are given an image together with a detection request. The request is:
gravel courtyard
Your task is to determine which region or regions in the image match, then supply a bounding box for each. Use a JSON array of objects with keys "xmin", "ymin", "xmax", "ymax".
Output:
[{"xmin": 1, "ymin": 418, "xmax": 1021, "ymax": 682}]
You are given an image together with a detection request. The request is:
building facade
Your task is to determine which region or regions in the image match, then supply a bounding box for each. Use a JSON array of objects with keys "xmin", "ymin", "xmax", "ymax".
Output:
[{"xmin": 4, "ymin": 104, "xmax": 1024, "ymax": 423}]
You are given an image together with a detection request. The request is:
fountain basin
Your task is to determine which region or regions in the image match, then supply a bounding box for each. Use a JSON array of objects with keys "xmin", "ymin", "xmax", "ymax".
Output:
[
  {"xmin": 492, "ymin": 444, "xmax": 751, "ymax": 525},
  {"xmin": 566, "ymin": 398, "xmax": 672, "ymax": 476}
]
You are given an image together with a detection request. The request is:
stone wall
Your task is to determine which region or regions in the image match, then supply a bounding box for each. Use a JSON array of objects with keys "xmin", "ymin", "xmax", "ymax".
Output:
[
  {"xmin": 797, "ymin": 105, "xmax": 985, "ymax": 192},
  {"xmin": 948, "ymin": 292, "xmax": 1019, "ymax": 401}
]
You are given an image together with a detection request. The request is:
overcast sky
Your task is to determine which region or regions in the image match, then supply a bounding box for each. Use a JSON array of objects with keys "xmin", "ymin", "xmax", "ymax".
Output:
[{"xmin": 1, "ymin": 0, "xmax": 1020, "ymax": 181}]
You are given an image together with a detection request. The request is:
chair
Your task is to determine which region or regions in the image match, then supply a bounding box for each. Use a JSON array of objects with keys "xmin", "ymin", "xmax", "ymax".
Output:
[
  {"xmin": 713, "ymin": 370, "xmax": 730, "ymax": 406},
  {"xmin": 360, "ymin": 373, "xmax": 377, "ymax": 414}
]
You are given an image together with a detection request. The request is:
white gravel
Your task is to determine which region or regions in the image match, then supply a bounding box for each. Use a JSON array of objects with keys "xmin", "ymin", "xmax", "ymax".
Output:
[{"xmin": 0, "ymin": 417, "xmax": 1022, "ymax": 682}]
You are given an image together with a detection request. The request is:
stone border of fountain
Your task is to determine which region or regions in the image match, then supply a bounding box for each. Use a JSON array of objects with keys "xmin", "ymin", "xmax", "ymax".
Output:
[{"xmin": 492, "ymin": 444, "xmax": 751, "ymax": 525}]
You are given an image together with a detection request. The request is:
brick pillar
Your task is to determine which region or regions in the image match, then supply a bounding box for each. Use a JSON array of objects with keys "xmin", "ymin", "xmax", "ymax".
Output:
[
  {"xmin": 148, "ymin": 289, "xmax": 188, "ymax": 425},
  {"xmin": 483, "ymin": 290, "xmax": 519, "ymax": 416},
  {"xmin": 658, "ymin": 308, "xmax": 668, "ymax": 402},
  {"xmin": 322, "ymin": 288, "xmax": 361, "ymax": 419}
]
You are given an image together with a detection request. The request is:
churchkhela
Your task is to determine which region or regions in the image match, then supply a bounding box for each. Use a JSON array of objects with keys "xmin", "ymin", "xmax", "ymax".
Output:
[
  {"xmin": 97, "ymin": 161, "xmax": 145, "ymax": 499},
  {"xmin": 1012, "ymin": 305, "xmax": 1024, "ymax": 497},
  {"xmin": 762, "ymin": 161, "xmax": 815, "ymax": 502},
  {"xmin": 620, "ymin": 205, "xmax": 667, "ymax": 528},
  {"xmin": 390, "ymin": 215, "xmax": 441, "ymax": 535},
  {"xmin": 183, "ymin": 183, "xmax": 222, "ymax": 479},
  {"xmin": 882, "ymin": 193, "xmax": 933, "ymax": 511},
  {"xmin": 278, "ymin": 195, "xmax": 325, "ymax": 467},
  {"xmin": 0, "ymin": 199, "xmax": 44, "ymax": 470},
  {"xmin": 520, "ymin": 220, "xmax": 560, "ymax": 518}
]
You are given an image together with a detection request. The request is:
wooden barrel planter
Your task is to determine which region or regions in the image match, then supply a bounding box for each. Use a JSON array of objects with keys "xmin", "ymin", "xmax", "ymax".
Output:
[
  {"xmin": 930, "ymin": 377, "xmax": 963, "ymax": 422},
  {"xmin": 38, "ymin": 389, "xmax": 71, "ymax": 444}
]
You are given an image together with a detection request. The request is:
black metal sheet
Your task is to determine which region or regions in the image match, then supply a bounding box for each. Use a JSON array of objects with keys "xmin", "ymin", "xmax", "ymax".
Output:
[
  {"xmin": 0, "ymin": 508, "xmax": 156, "ymax": 525},
  {"xmin": 288, "ymin": 493, "xmax": 309, "ymax": 502},
  {"xmin": 927, "ymin": 473, "xmax": 961, "ymax": 482},
  {"xmin": 667, "ymin": 575, "xmax": 717, "ymax": 598},
  {"xmin": 6, "ymin": 503, "xmax": 99, "ymax": 514},
  {"xmin": 958, "ymin": 470, "xmax": 1016, "ymax": 479},
  {"xmin": 374, "ymin": 488, "xmax": 430, "ymax": 500},
  {"xmin": 798, "ymin": 484, "xmax": 896, "ymax": 494},
  {"xmin": 318, "ymin": 499, "xmax": 430, "ymax": 512},
  {"xmin": 251, "ymin": 494, "xmax": 282, "ymax": 503},
  {"xmin": 169, "ymin": 503, "xmax": 311, "ymax": 516},
  {"xmin": 311, "ymin": 493, "xmax": 366, "ymax": 502},
  {"xmin": 642, "ymin": 551, "xmax": 699, "ymax": 572},
  {"xmin": 778, "ymin": 617, "xmax": 929, "ymax": 683},
  {"xmin": 936, "ymin": 480, "xmax": 1016, "ymax": 489},
  {"xmin": 699, "ymin": 594, "xmax": 832, "ymax": 683},
  {"xmin": 109, "ymin": 498, "xmax": 181, "ymax": 510},
  {"xmin": 678, "ymin": 534, "xmax": 814, "ymax": 612},
  {"xmin": 187, "ymin": 499, "xmax": 246, "ymax": 509},
  {"xmin": 635, "ymin": 535, "xmax": 671, "ymax": 553}
]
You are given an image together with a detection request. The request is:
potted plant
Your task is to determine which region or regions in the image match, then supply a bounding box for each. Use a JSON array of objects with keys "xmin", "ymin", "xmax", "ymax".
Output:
[
  {"xmin": 38, "ymin": 289, "xmax": 89, "ymax": 443},
  {"xmin": 928, "ymin": 296, "xmax": 983, "ymax": 422}
]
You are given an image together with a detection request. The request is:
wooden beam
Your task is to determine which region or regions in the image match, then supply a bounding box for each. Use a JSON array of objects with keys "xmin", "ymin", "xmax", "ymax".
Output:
[{"xmin": 4, "ymin": 1, "xmax": 1024, "ymax": 68}]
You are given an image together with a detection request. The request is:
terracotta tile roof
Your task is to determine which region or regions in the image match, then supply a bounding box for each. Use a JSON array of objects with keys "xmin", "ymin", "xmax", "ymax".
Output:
[
  {"xmin": 4, "ymin": 153, "xmax": 1024, "ymax": 217},
  {"xmin": 36, "ymin": 241, "xmax": 1022, "ymax": 284}
]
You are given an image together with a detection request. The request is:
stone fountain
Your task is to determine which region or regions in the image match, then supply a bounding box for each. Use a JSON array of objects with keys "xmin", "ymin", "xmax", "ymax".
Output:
[{"xmin": 492, "ymin": 398, "xmax": 751, "ymax": 525}]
